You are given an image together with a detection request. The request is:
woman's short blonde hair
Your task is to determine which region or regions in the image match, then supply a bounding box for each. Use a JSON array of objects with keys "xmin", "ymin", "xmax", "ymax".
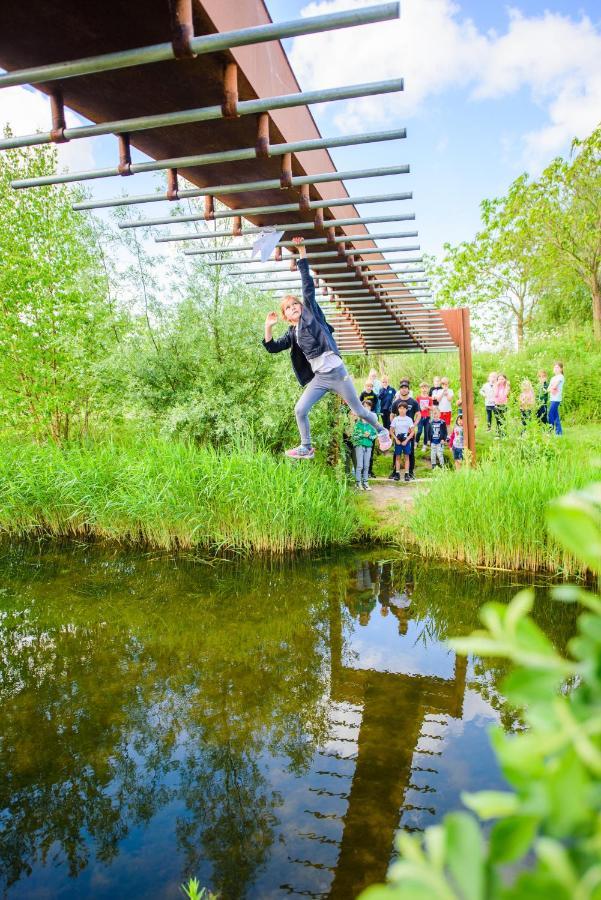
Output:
[{"xmin": 280, "ymin": 294, "xmax": 302, "ymax": 319}]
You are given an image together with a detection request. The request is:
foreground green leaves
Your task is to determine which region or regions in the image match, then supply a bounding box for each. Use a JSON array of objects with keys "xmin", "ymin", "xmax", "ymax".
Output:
[{"xmin": 359, "ymin": 484, "xmax": 601, "ymax": 900}]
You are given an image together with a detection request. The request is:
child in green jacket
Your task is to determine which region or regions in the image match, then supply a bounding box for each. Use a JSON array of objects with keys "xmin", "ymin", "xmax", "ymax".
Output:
[{"xmin": 352, "ymin": 399, "xmax": 378, "ymax": 491}]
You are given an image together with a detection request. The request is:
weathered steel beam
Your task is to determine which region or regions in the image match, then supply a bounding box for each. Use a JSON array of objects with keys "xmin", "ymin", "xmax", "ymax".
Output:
[
  {"xmin": 73, "ymin": 163, "xmax": 411, "ymax": 211},
  {"xmin": 119, "ymin": 191, "xmax": 413, "ymax": 229},
  {"xmin": 12, "ymin": 128, "xmax": 407, "ymax": 189},
  {"xmin": 0, "ymin": 3, "xmax": 399, "ymax": 88}
]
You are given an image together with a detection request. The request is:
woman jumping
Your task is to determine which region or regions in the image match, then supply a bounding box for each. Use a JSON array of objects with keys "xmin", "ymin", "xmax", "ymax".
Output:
[{"xmin": 262, "ymin": 237, "xmax": 392, "ymax": 459}]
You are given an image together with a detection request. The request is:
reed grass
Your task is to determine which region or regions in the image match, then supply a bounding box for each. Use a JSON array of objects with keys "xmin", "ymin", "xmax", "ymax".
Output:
[
  {"xmin": 0, "ymin": 439, "xmax": 358, "ymax": 554},
  {"xmin": 406, "ymin": 432, "xmax": 599, "ymax": 575}
]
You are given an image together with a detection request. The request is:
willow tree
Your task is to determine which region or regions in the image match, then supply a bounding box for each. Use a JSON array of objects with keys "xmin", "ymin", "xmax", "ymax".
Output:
[
  {"xmin": 436, "ymin": 176, "xmax": 541, "ymax": 349},
  {"xmin": 0, "ymin": 135, "xmax": 120, "ymax": 441},
  {"xmin": 527, "ymin": 126, "xmax": 601, "ymax": 339}
]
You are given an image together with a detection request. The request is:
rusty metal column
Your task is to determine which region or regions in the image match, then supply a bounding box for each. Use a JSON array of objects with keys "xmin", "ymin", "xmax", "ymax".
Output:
[
  {"xmin": 439, "ymin": 307, "xmax": 476, "ymax": 464},
  {"xmin": 459, "ymin": 308, "xmax": 476, "ymax": 463}
]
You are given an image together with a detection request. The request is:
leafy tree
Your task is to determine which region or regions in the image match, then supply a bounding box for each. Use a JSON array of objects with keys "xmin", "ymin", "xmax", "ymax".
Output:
[
  {"xmin": 436, "ymin": 177, "xmax": 542, "ymax": 349},
  {"xmin": 0, "ymin": 136, "xmax": 123, "ymax": 441},
  {"xmin": 527, "ymin": 126, "xmax": 601, "ymax": 340}
]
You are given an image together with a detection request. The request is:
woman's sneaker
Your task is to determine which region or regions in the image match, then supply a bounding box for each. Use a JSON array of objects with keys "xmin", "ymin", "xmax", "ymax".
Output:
[
  {"xmin": 362, "ymin": 483, "xmax": 371, "ymax": 491},
  {"xmin": 285, "ymin": 445, "xmax": 315, "ymax": 459},
  {"xmin": 377, "ymin": 431, "xmax": 392, "ymax": 452}
]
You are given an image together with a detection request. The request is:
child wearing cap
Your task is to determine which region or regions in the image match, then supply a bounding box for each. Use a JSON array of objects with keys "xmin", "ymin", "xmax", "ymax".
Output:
[{"xmin": 389, "ymin": 402, "xmax": 415, "ymax": 483}]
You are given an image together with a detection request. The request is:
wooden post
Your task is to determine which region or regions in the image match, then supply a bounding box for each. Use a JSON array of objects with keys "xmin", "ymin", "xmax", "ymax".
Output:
[{"xmin": 439, "ymin": 307, "xmax": 476, "ymax": 464}]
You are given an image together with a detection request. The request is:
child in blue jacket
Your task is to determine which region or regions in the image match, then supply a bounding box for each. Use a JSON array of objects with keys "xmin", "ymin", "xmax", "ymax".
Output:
[{"xmin": 263, "ymin": 237, "xmax": 392, "ymax": 459}]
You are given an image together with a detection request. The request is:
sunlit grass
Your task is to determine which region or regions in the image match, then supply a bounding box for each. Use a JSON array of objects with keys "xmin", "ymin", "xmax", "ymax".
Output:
[
  {"xmin": 0, "ymin": 439, "xmax": 358, "ymax": 554},
  {"xmin": 406, "ymin": 425, "xmax": 600, "ymax": 575}
]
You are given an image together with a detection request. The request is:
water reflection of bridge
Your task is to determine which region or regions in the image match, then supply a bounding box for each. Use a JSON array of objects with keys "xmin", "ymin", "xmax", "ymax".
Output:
[{"xmin": 284, "ymin": 563, "xmax": 467, "ymax": 899}]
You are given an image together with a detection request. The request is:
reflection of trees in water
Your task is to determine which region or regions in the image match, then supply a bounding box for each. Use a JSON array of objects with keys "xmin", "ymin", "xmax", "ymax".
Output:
[
  {"xmin": 0, "ymin": 547, "xmax": 332, "ymax": 896},
  {"xmin": 0, "ymin": 546, "xmax": 579, "ymax": 897}
]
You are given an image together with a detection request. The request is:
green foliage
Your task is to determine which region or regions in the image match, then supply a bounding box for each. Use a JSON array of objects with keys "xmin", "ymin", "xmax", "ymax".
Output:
[
  {"xmin": 435, "ymin": 175, "xmax": 542, "ymax": 348},
  {"xmin": 359, "ymin": 484, "xmax": 601, "ymax": 900},
  {"xmin": 406, "ymin": 427, "xmax": 598, "ymax": 574},
  {"xmin": 0, "ymin": 136, "xmax": 124, "ymax": 441},
  {"xmin": 526, "ymin": 126, "xmax": 601, "ymax": 339},
  {"xmin": 0, "ymin": 437, "xmax": 358, "ymax": 553},
  {"xmin": 434, "ymin": 125, "xmax": 601, "ymax": 347}
]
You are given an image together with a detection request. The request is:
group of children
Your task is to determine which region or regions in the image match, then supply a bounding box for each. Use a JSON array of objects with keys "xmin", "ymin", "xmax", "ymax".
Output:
[
  {"xmin": 347, "ymin": 370, "xmax": 465, "ymax": 490},
  {"xmin": 479, "ymin": 363, "xmax": 565, "ymax": 436}
]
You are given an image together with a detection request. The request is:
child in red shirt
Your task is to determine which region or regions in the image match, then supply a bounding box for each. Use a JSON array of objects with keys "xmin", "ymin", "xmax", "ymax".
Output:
[{"xmin": 415, "ymin": 382, "xmax": 432, "ymax": 449}]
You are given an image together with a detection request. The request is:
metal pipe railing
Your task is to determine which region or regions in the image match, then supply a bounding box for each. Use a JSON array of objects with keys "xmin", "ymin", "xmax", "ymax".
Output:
[
  {"xmin": 12, "ymin": 127, "xmax": 407, "ymax": 189},
  {"xmin": 72, "ymin": 163, "xmax": 410, "ymax": 211},
  {"xmin": 221, "ymin": 262, "xmax": 424, "ymax": 274},
  {"xmin": 159, "ymin": 211, "xmax": 416, "ymax": 243},
  {"xmin": 0, "ymin": 3, "xmax": 399, "ymax": 89},
  {"xmin": 192, "ymin": 244, "xmax": 422, "ymax": 259},
  {"xmin": 182, "ymin": 230, "xmax": 419, "ymax": 253},
  {"xmin": 1, "ymin": 77, "xmax": 404, "ymax": 151},
  {"xmin": 204, "ymin": 255, "xmax": 424, "ymax": 267},
  {"xmin": 247, "ymin": 277, "xmax": 429, "ymax": 287},
  {"xmin": 119, "ymin": 191, "xmax": 413, "ymax": 230}
]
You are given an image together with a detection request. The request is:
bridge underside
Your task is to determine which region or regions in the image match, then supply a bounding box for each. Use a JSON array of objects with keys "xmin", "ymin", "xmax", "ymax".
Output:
[{"xmin": 0, "ymin": 0, "xmax": 457, "ymax": 355}]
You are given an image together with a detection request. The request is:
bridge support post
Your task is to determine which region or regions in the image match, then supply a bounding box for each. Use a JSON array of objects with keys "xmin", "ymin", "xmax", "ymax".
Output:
[{"xmin": 439, "ymin": 307, "xmax": 476, "ymax": 464}]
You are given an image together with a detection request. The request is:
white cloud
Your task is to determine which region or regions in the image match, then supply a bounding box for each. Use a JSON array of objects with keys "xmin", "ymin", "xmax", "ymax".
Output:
[
  {"xmin": 289, "ymin": 0, "xmax": 601, "ymax": 168},
  {"xmin": 0, "ymin": 85, "xmax": 95, "ymax": 172}
]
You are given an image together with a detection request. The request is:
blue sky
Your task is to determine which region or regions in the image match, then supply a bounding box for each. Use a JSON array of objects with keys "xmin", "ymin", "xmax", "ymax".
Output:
[
  {"xmin": 265, "ymin": 0, "xmax": 601, "ymax": 257},
  {"xmin": 1, "ymin": 0, "xmax": 600, "ymax": 263}
]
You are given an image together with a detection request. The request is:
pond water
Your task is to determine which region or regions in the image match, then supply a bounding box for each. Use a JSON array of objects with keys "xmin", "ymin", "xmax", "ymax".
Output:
[{"xmin": 0, "ymin": 545, "xmax": 577, "ymax": 900}]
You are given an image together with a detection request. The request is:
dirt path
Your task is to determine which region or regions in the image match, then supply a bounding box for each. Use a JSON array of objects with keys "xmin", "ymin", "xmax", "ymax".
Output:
[{"xmin": 359, "ymin": 477, "xmax": 428, "ymax": 537}]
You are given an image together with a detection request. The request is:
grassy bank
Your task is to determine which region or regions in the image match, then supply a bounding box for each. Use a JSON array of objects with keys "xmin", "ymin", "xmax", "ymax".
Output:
[
  {"xmin": 403, "ymin": 427, "xmax": 600, "ymax": 575},
  {"xmin": 0, "ymin": 439, "xmax": 359, "ymax": 554}
]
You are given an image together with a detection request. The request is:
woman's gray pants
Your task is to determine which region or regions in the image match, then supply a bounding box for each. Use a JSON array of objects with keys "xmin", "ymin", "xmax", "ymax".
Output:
[
  {"xmin": 295, "ymin": 364, "xmax": 385, "ymax": 447},
  {"xmin": 354, "ymin": 445, "xmax": 371, "ymax": 484}
]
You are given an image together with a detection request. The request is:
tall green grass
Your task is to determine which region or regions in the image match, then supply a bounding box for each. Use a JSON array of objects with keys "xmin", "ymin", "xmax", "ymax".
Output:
[
  {"xmin": 406, "ymin": 431, "xmax": 599, "ymax": 574},
  {"xmin": 0, "ymin": 439, "xmax": 358, "ymax": 553}
]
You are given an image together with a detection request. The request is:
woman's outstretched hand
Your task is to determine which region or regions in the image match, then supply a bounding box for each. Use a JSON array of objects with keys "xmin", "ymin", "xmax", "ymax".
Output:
[
  {"xmin": 292, "ymin": 235, "xmax": 306, "ymax": 258},
  {"xmin": 265, "ymin": 311, "xmax": 278, "ymax": 327}
]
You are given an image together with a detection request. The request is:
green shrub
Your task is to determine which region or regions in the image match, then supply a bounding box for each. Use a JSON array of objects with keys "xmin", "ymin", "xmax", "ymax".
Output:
[{"xmin": 359, "ymin": 483, "xmax": 601, "ymax": 900}]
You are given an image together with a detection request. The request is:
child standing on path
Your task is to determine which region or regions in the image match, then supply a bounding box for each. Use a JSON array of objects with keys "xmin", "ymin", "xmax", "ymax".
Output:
[
  {"xmin": 450, "ymin": 415, "xmax": 464, "ymax": 469},
  {"xmin": 415, "ymin": 382, "xmax": 432, "ymax": 449},
  {"xmin": 429, "ymin": 376, "xmax": 441, "ymax": 398},
  {"xmin": 433, "ymin": 378, "xmax": 454, "ymax": 428},
  {"xmin": 352, "ymin": 400, "xmax": 378, "ymax": 491},
  {"xmin": 360, "ymin": 379, "xmax": 379, "ymax": 412},
  {"xmin": 536, "ymin": 370, "xmax": 549, "ymax": 423},
  {"xmin": 263, "ymin": 237, "xmax": 392, "ymax": 458},
  {"xmin": 429, "ymin": 408, "xmax": 448, "ymax": 469},
  {"xmin": 389, "ymin": 402, "xmax": 415, "ymax": 483},
  {"xmin": 479, "ymin": 372, "xmax": 497, "ymax": 431},
  {"xmin": 378, "ymin": 376, "xmax": 396, "ymax": 430},
  {"xmin": 548, "ymin": 362, "xmax": 565, "ymax": 435}
]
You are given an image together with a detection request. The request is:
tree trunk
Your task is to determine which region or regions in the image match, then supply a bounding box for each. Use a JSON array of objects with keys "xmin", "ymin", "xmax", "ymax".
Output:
[
  {"xmin": 592, "ymin": 281, "xmax": 601, "ymax": 340},
  {"xmin": 516, "ymin": 314, "xmax": 524, "ymax": 351}
]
